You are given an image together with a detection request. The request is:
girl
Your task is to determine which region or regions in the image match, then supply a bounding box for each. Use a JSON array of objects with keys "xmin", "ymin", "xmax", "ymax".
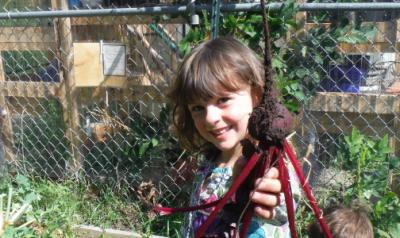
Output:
[{"xmin": 168, "ymin": 36, "xmax": 301, "ymax": 237}]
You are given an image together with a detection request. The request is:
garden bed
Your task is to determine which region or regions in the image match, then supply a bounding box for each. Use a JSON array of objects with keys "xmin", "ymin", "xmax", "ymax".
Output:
[
  {"xmin": 73, "ymin": 225, "xmax": 166, "ymax": 238},
  {"xmin": 0, "ymin": 175, "xmax": 183, "ymax": 237}
]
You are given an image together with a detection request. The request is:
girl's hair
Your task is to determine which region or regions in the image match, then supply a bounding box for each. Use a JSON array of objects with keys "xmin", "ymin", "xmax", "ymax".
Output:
[
  {"xmin": 168, "ymin": 36, "xmax": 265, "ymax": 151},
  {"xmin": 308, "ymin": 205, "xmax": 374, "ymax": 238}
]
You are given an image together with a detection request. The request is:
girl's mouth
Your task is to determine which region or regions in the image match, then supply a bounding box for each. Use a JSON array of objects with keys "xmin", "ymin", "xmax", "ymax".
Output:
[{"xmin": 210, "ymin": 126, "xmax": 232, "ymax": 138}]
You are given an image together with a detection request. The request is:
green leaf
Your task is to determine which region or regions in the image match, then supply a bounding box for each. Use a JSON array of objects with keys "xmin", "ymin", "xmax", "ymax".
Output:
[
  {"xmin": 295, "ymin": 68, "xmax": 309, "ymax": 78},
  {"xmin": 376, "ymin": 229, "xmax": 392, "ymax": 238},
  {"xmin": 15, "ymin": 175, "xmax": 30, "ymax": 189},
  {"xmin": 293, "ymin": 90, "xmax": 306, "ymax": 101},
  {"xmin": 389, "ymin": 156, "xmax": 400, "ymax": 170},
  {"xmin": 24, "ymin": 192, "xmax": 40, "ymax": 203},
  {"xmin": 151, "ymin": 138, "xmax": 159, "ymax": 147},
  {"xmin": 337, "ymin": 30, "xmax": 368, "ymax": 44},
  {"xmin": 388, "ymin": 223, "xmax": 400, "ymax": 237},
  {"xmin": 301, "ymin": 46, "xmax": 307, "ymax": 57},
  {"xmin": 242, "ymin": 24, "xmax": 256, "ymax": 38},
  {"xmin": 289, "ymin": 83, "xmax": 299, "ymax": 91},
  {"xmin": 365, "ymin": 29, "xmax": 377, "ymax": 40},
  {"xmin": 248, "ymin": 15, "xmax": 262, "ymax": 23},
  {"xmin": 272, "ymin": 58, "xmax": 284, "ymax": 69},
  {"xmin": 138, "ymin": 142, "xmax": 151, "ymax": 157},
  {"xmin": 314, "ymin": 54, "xmax": 324, "ymax": 65}
]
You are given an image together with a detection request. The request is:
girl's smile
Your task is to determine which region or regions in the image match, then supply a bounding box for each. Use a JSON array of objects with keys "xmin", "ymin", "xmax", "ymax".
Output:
[
  {"xmin": 188, "ymin": 84, "xmax": 254, "ymax": 161},
  {"xmin": 210, "ymin": 126, "xmax": 232, "ymax": 137}
]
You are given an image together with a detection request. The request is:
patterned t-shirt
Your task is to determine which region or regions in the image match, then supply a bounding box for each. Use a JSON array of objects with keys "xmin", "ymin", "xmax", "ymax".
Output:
[{"xmin": 181, "ymin": 152, "xmax": 301, "ymax": 238}]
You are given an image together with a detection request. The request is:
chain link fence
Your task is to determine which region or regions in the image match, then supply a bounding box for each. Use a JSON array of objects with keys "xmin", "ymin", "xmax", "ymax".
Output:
[{"xmin": 0, "ymin": 0, "xmax": 399, "ymax": 235}]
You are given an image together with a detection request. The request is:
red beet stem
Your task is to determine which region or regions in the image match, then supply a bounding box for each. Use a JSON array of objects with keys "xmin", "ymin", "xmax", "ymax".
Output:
[
  {"xmin": 283, "ymin": 140, "xmax": 333, "ymax": 238},
  {"xmin": 277, "ymin": 147, "xmax": 297, "ymax": 238},
  {"xmin": 195, "ymin": 151, "xmax": 263, "ymax": 238}
]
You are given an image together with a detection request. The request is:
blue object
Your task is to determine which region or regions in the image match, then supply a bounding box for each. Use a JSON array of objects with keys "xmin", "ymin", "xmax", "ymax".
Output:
[
  {"xmin": 68, "ymin": 0, "xmax": 82, "ymax": 9},
  {"xmin": 319, "ymin": 65, "xmax": 366, "ymax": 93},
  {"xmin": 38, "ymin": 59, "xmax": 60, "ymax": 82}
]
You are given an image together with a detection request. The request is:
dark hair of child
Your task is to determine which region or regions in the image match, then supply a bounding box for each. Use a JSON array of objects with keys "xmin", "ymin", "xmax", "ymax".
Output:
[{"xmin": 307, "ymin": 205, "xmax": 373, "ymax": 238}]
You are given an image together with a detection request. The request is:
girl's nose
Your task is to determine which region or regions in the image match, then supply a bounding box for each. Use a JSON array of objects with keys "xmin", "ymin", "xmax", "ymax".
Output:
[{"xmin": 205, "ymin": 105, "xmax": 221, "ymax": 125}]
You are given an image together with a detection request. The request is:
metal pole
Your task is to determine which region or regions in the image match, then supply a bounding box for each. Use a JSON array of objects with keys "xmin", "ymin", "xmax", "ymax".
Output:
[
  {"xmin": 0, "ymin": 3, "xmax": 400, "ymax": 19},
  {"xmin": 211, "ymin": 0, "xmax": 221, "ymax": 40}
]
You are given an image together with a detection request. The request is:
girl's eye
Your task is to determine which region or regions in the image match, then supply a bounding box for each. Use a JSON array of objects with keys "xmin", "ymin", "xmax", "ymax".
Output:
[
  {"xmin": 217, "ymin": 97, "xmax": 231, "ymax": 104},
  {"xmin": 189, "ymin": 105, "xmax": 204, "ymax": 113}
]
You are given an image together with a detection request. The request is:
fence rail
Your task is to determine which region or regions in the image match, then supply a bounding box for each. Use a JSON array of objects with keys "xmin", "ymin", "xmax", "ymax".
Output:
[{"xmin": 3, "ymin": 2, "xmax": 400, "ymax": 19}]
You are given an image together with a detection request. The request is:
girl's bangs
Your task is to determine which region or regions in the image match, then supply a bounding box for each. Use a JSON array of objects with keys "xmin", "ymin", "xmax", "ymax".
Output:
[{"xmin": 183, "ymin": 62, "xmax": 244, "ymax": 104}]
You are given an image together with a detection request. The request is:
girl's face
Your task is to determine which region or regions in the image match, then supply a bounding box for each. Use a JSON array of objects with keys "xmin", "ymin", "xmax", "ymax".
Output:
[{"xmin": 188, "ymin": 83, "xmax": 255, "ymax": 156}]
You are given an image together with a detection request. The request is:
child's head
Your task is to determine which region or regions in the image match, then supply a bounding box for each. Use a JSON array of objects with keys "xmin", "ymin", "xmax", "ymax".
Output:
[
  {"xmin": 308, "ymin": 205, "xmax": 373, "ymax": 238},
  {"xmin": 168, "ymin": 36, "xmax": 265, "ymax": 151}
]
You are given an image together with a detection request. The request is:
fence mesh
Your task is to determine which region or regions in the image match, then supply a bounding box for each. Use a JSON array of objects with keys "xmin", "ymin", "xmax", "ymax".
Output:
[{"xmin": 0, "ymin": 1, "xmax": 399, "ymax": 236}]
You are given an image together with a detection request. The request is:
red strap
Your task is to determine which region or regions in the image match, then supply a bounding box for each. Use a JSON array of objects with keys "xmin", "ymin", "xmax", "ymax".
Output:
[
  {"xmin": 240, "ymin": 146, "xmax": 275, "ymax": 237},
  {"xmin": 278, "ymin": 147, "xmax": 297, "ymax": 238},
  {"xmin": 153, "ymin": 199, "xmax": 220, "ymax": 215},
  {"xmin": 283, "ymin": 140, "xmax": 333, "ymax": 238},
  {"xmin": 195, "ymin": 151, "xmax": 263, "ymax": 238}
]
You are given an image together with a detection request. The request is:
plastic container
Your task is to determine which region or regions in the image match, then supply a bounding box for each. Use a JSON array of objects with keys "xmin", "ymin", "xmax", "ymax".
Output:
[
  {"xmin": 68, "ymin": 0, "xmax": 82, "ymax": 9},
  {"xmin": 319, "ymin": 65, "xmax": 366, "ymax": 93}
]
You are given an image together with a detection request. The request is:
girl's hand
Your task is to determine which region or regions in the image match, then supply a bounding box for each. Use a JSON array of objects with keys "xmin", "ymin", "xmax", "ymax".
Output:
[{"xmin": 250, "ymin": 167, "xmax": 281, "ymax": 219}]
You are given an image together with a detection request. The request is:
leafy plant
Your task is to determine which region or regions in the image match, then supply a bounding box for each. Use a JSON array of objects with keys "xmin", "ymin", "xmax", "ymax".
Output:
[
  {"xmin": 337, "ymin": 129, "xmax": 392, "ymax": 200},
  {"xmin": 279, "ymin": 9, "xmax": 376, "ymax": 104},
  {"xmin": 332, "ymin": 128, "xmax": 400, "ymax": 237},
  {"xmin": 297, "ymin": 128, "xmax": 400, "ymax": 237},
  {"xmin": 82, "ymin": 103, "xmax": 187, "ymax": 205},
  {"xmin": 0, "ymin": 175, "xmax": 42, "ymax": 237},
  {"xmin": 179, "ymin": 10, "xmax": 211, "ymax": 56},
  {"xmin": 0, "ymin": 174, "xmax": 181, "ymax": 237},
  {"xmin": 0, "ymin": 186, "xmax": 35, "ymax": 236}
]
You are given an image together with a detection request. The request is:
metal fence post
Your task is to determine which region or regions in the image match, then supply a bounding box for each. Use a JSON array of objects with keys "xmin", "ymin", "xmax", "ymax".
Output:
[{"xmin": 211, "ymin": 0, "xmax": 221, "ymax": 40}]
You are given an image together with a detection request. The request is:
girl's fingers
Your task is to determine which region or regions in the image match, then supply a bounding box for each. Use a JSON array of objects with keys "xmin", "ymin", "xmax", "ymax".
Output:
[
  {"xmin": 254, "ymin": 205, "xmax": 276, "ymax": 219},
  {"xmin": 250, "ymin": 191, "xmax": 280, "ymax": 207},
  {"xmin": 251, "ymin": 167, "xmax": 282, "ymax": 220},
  {"xmin": 253, "ymin": 167, "xmax": 282, "ymax": 193},
  {"xmin": 264, "ymin": 167, "xmax": 279, "ymax": 179},
  {"xmin": 253, "ymin": 177, "xmax": 282, "ymax": 193}
]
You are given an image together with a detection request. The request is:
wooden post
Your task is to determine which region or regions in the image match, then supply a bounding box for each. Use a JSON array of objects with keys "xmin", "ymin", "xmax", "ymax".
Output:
[
  {"xmin": 394, "ymin": 20, "xmax": 400, "ymax": 79},
  {"xmin": 164, "ymin": 24, "xmax": 180, "ymax": 71},
  {"xmin": 53, "ymin": 0, "xmax": 82, "ymax": 176},
  {"xmin": 391, "ymin": 111, "xmax": 400, "ymax": 157},
  {"xmin": 0, "ymin": 55, "xmax": 14, "ymax": 161}
]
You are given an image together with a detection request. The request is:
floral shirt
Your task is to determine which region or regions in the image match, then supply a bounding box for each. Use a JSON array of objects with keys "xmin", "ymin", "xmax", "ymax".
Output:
[{"xmin": 181, "ymin": 152, "xmax": 301, "ymax": 238}]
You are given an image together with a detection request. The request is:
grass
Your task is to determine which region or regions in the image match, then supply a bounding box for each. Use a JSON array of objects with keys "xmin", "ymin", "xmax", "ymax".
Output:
[{"xmin": 0, "ymin": 174, "xmax": 183, "ymax": 237}]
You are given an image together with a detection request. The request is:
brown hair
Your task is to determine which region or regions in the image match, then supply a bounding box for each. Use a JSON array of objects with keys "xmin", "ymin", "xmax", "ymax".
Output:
[
  {"xmin": 308, "ymin": 205, "xmax": 374, "ymax": 238},
  {"xmin": 168, "ymin": 36, "xmax": 265, "ymax": 151}
]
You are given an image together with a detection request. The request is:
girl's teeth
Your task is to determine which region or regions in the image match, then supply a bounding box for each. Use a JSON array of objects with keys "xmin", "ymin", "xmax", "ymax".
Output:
[{"xmin": 214, "ymin": 127, "xmax": 228, "ymax": 135}]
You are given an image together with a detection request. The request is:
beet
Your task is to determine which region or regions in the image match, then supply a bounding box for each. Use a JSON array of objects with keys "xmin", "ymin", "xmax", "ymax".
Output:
[
  {"xmin": 243, "ymin": 1, "xmax": 333, "ymax": 237},
  {"xmin": 248, "ymin": 98, "xmax": 293, "ymax": 145},
  {"xmin": 246, "ymin": 0, "xmax": 293, "ymax": 146},
  {"xmin": 240, "ymin": 139, "xmax": 257, "ymax": 159}
]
